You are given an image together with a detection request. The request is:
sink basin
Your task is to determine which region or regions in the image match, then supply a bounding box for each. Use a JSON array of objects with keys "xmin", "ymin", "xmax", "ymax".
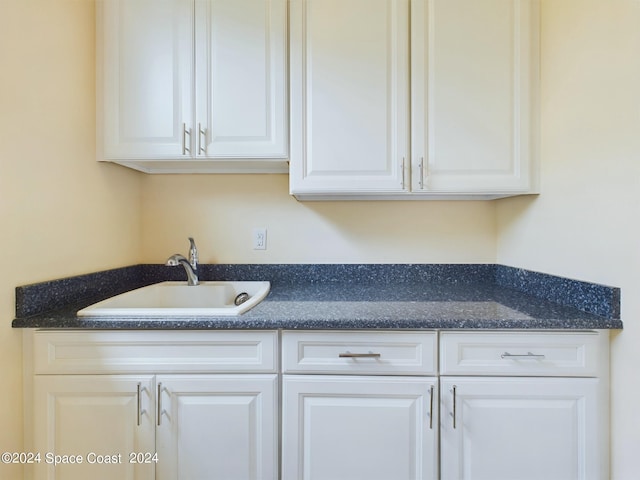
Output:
[{"xmin": 77, "ymin": 281, "xmax": 270, "ymax": 317}]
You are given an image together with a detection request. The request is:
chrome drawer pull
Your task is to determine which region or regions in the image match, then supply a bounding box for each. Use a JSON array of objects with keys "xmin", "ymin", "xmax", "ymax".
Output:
[
  {"xmin": 338, "ymin": 352, "xmax": 381, "ymax": 358},
  {"xmin": 501, "ymin": 352, "xmax": 546, "ymax": 360}
]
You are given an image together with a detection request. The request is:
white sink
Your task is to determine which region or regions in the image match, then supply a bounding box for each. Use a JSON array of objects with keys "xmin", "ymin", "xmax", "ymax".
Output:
[{"xmin": 77, "ymin": 281, "xmax": 270, "ymax": 317}]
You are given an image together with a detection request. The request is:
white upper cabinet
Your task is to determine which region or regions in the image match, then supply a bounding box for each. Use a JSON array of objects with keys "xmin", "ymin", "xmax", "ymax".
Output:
[
  {"xmin": 289, "ymin": 0, "xmax": 410, "ymax": 197},
  {"xmin": 98, "ymin": 0, "xmax": 193, "ymax": 160},
  {"xmin": 411, "ymin": 0, "xmax": 538, "ymax": 196},
  {"xmin": 194, "ymin": 0, "xmax": 287, "ymax": 159},
  {"xmin": 99, "ymin": 0, "xmax": 539, "ymax": 189},
  {"xmin": 290, "ymin": 0, "xmax": 540, "ymax": 199},
  {"xmin": 97, "ymin": 0, "xmax": 288, "ymax": 173}
]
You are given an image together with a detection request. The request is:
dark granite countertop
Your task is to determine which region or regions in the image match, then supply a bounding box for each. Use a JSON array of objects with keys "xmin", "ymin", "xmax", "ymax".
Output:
[{"xmin": 11, "ymin": 264, "xmax": 622, "ymax": 330}]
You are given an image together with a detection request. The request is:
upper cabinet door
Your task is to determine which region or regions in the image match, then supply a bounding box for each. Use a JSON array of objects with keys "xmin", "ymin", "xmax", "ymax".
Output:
[
  {"xmin": 195, "ymin": 0, "xmax": 288, "ymax": 158},
  {"xmin": 98, "ymin": 0, "xmax": 194, "ymax": 159},
  {"xmin": 289, "ymin": 0, "xmax": 410, "ymax": 197},
  {"xmin": 411, "ymin": 0, "xmax": 539, "ymax": 194}
]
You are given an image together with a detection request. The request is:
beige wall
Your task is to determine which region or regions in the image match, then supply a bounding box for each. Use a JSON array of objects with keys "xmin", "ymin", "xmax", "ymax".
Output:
[
  {"xmin": 140, "ymin": 174, "xmax": 497, "ymax": 264},
  {"xmin": 0, "ymin": 1, "xmax": 141, "ymax": 478},
  {"xmin": 496, "ymin": 1, "xmax": 640, "ymax": 477}
]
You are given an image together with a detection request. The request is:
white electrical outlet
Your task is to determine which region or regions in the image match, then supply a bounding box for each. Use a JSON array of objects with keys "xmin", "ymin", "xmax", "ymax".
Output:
[{"xmin": 253, "ymin": 228, "xmax": 267, "ymax": 250}]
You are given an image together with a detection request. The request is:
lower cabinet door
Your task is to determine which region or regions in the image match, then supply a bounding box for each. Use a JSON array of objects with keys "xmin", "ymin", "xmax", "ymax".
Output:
[
  {"xmin": 33, "ymin": 375, "xmax": 156, "ymax": 480},
  {"xmin": 155, "ymin": 374, "xmax": 278, "ymax": 480},
  {"xmin": 282, "ymin": 375, "xmax": 438, "ymax": 480},
  {"xmin": 440, "ymin": 377, "xmax": 604, "ymax": 480}
]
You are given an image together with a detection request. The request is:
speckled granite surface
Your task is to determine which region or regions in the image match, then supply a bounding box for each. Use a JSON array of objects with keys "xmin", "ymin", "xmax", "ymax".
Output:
[
  {"xmin": 495, "ymin": 265, "xmax": 620, "ymax": 319},
  {"xmin": 12, "ymin": 264, "xmax": 622, "ymax": 330}
]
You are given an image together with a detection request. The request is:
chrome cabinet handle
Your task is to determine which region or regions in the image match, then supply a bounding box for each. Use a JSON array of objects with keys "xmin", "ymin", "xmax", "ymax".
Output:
[
  {"xmin": 428, "ymin": 385, "xmax": 434, "ymax": 429},
  {"xmin": 418, "ymin": 157, "xmax": 424, "ymax": 189},
  {"xmin": 400, "ymin": 157, "xmax": 406, "ymax": 189},
  {"xmin": 182, "ymin": 123, "xmax": 191, "ymax": 155},
  {"xmin": 157, "ymin": 382, "xmax": 163, "ymax": 426},
  {"xmin": 198, "ymin": 123, "xmax": 206, "ymax": 155},
  {"xmin": 338, "ymin": 352, "xmax": 381, "ymax": 358},
  {"xmin": 501, "ymin": 352, "xmax": 546, "ymax": 360},
  {"xmin": 136, "ymin": 383, "xmax": 143, "ymax": 426},
  {"xmin": 451, "ymin": 385, "xmax": 457, "ymax": 429}
]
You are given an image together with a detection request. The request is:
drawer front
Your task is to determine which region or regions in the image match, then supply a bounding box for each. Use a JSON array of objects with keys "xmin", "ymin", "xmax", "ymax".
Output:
[
  {"xmin": 440, "ymin": 331, "xmax": 606, "ymax": 377},
  {"xmin": 282, "ymin": 331, "xmax": 437, "ymax": 375},
  {"xmin": 33, "ymin": 330, "xmax": 278, "ymax": 374}
]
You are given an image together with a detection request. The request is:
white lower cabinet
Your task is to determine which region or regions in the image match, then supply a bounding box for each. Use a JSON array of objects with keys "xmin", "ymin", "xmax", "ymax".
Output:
[
  {"xmin": 282, "ymin": 330, "xmax": 609, "ymax": 480},
  {"xmin": 26, "ymin": 329, "xmax": 609, "ymax": 480},
  {"xmin": 282, "ymin": 376, "xmax": 438, "ymax": 480},
  {"xmin": 439, "ymin": 331, "xmax": 609, "ymax": 480},
  {"xmin": 33, "ymin": 375, "xmax": 156, "ymax": 480},
  {"xmin": 155, "ymin": 375, "xmax": 277, "ymax": 480},
  {"xmin": 27, "ymin": 331, "xmax": 279, "ymax": 480},
  {"xmin": 33, "ymin": 374, "xmax": 277, "ymax": 480},
  {"xmin": 281, "ymin": 331, "xmax": 439, "ymax": 480},
  {"xmin": 440, "ymin": 377, "xmax": 601, "ymax": 480}
]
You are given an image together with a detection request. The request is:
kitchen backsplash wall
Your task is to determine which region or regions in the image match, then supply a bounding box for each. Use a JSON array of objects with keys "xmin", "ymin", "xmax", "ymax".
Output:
[{"xmin": 140, "ymin": 174, "xmax": 497, "ymax": 264}]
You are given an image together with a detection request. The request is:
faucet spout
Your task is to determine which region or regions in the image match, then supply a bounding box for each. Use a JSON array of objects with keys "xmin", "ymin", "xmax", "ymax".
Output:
[
  {"xmin": 166, "ymin": 237, "xmax": 200, "ymax": 285},
  {"xmin": 166, "ymin": 254, "xmax": 199, "ymax": 286}
]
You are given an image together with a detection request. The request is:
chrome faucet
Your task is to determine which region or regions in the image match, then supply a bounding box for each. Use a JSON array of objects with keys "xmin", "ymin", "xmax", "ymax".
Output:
[{"xmin": 166, "ymin": 237, "xmax": 199, "ymax": 286}]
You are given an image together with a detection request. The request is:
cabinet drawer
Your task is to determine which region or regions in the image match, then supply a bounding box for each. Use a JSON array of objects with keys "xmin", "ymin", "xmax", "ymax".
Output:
[
  {"xmin": 33, "ymin": 330, "xmax": 277, "ymax": 374},
  {"xmin": 440, "ymin": 331, "xmax": 606, "ymax": 377},
  {"xmin": 282, "ymin": 331, "xmax": 436, "ymax": 375}
]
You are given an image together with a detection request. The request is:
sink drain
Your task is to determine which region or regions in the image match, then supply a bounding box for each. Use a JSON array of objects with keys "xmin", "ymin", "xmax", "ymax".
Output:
[{"xmin": 234, "ymin": 292, "xmax": 250, "ymax": 306}]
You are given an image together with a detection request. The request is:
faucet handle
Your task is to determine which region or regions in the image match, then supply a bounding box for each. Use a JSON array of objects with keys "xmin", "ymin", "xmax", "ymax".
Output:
[{"xmin": 188, "ymin": 237, "xmax": 198, "ymax": 269}]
